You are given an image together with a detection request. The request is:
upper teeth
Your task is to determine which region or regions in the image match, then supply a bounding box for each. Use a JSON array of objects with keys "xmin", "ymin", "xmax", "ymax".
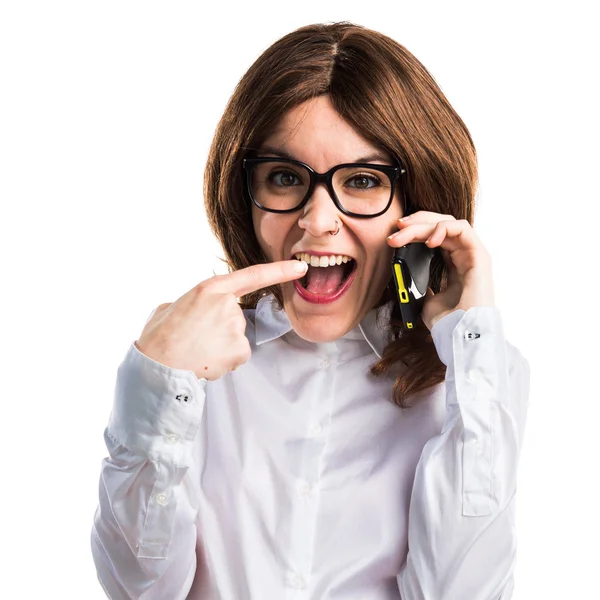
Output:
[{"xmin": 294, "ymin": 253, "xmax": 353, "ymax": 267}]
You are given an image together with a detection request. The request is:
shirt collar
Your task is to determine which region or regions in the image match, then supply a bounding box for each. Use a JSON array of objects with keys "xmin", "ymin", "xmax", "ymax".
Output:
[{"xmin": 254, "ymin": 294, "xmax": 394, "ymax": 359}]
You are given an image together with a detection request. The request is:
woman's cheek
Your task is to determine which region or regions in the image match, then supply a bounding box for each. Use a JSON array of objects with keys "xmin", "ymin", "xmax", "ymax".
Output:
[{"xmin": 252, "ymin": 212, "xmax": 279, "ymax": 259}]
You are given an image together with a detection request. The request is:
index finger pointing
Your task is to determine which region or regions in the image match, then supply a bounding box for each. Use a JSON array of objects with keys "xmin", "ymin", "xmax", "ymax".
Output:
[{"xmin": 210, "ymin": 260, "xmax": 308, "ymax": 297}]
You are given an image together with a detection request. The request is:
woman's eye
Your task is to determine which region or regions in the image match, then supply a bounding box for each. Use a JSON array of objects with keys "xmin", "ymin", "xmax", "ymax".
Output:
[
  {"xmin": 268, "ymin": 170, "xmax": 302, "ymax": 186},
  {"xmin": 347, "ymin": 174, "xmax": 381, "ymax": 189}
]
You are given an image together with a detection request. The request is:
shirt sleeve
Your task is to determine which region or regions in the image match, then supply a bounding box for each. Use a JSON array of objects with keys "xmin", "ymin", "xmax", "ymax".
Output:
[
  {"xmin": 396, "ymin": 307, "xmax": 530, "ymax": 600},
  {"xmin": 91, "ymin": 340, "xmax": 208, "ymax": 600}
]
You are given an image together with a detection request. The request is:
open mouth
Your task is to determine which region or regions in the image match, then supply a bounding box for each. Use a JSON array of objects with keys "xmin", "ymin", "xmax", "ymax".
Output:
[{"xmin": 293, "ymin": 254, "xmax": 357, "ymax": 297}]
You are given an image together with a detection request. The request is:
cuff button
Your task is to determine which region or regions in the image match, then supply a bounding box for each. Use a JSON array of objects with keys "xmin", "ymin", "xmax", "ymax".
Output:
[{"xmin": 464, "ymin": 331, "xmax": 481, "ymax": 340}]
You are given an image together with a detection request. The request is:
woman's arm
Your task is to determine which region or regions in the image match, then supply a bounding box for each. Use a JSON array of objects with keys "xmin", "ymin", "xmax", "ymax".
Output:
[
  {"xmin": 91, "ymin": 339, "xmax": 207, "ymax": 599},
  {"xmin": 397, "ymin": 306, "xmax": 530, "ymax": 600}
]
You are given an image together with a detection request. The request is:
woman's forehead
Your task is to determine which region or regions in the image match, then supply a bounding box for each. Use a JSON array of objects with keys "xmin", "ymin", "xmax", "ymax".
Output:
[
  {"xmin": 260, "ymin": 97, "xmax": 393, "ymax": 166},
  {"xmin": 265, "ymin": 96, "xmax": 355, "ymax": 141}
]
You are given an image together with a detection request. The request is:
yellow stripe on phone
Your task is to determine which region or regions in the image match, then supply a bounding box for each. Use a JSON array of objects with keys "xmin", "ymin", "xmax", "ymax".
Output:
[{"xmin": 393, "ymin": 264, "xmax": 409, "ymax": 303}]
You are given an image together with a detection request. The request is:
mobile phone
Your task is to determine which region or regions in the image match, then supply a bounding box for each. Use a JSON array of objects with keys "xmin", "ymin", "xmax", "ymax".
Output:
[{"xmin": 391, "ymin": 243, "xmax": 435, "ymax": 330}]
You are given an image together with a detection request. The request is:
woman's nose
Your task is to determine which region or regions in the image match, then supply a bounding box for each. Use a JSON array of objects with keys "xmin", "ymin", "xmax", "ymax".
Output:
[{"xmin": 296, "ymin": 183, "xmax": 341, "ymax": 236}]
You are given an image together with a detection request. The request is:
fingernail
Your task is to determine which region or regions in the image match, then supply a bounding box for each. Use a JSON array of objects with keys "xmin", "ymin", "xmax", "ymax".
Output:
[
  {"xmin": 399, "ymin": 215, "xmax": 410, "ymax": 222},
  {"xmin": 294, "ymin": 260, "xmax": 308, "ymax": 273},
  {"xmin": 388, "ymin": 231, "xmax": 400, "ymax": 239}
]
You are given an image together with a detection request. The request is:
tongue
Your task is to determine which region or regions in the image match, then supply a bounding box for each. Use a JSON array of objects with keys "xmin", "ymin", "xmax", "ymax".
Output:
[{"xmin": 305, "ymin": 264, "xmax": 346, "ymax": 295}]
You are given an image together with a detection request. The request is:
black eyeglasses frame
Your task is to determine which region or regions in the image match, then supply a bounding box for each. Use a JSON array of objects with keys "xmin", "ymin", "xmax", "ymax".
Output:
[{"xmin": 242, "ymin": 156, "xmax": 407, "ymax": 219}]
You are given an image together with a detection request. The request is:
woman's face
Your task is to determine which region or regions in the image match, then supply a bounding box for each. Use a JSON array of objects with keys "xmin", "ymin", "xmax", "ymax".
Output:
[{"xmin": 251, "ymin": 95, "xmax": 404, "ymax": 343}]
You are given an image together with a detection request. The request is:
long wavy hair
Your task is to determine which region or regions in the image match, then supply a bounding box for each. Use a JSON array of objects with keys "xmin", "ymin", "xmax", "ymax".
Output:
[{"xmin": 204, "ymin": 22, "xmax": 478, "ymax": 408}]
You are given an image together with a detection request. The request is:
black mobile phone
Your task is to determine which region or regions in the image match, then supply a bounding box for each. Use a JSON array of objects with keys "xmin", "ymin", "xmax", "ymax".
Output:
[{"xmin": 391, "ymin": 243, "xmax": 435, "ymax": 330}]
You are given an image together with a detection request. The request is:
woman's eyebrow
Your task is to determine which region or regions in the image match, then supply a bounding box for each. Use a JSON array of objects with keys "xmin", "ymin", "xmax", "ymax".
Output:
[
  {"xmin": 256, "ymin": 146, "xmax": 296, "ymax": 160},
  {"xmin": 354, "ymin": 152, "xmax": 393, "ymax": 164},
  {"xmin": 256, "ymin": 145, "xmax": 393, "ymax": 165}
]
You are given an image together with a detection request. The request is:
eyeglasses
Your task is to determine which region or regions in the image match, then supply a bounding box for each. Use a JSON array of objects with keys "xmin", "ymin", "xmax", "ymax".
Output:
[{"xmin": 242, "ymin": 157, "xmax": 405, "ymax": 218}]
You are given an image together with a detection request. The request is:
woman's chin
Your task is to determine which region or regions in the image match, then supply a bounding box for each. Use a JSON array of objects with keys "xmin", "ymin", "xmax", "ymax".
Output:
[{"xmin": 282, "ymin": 297, "xmax": 353, "ymax": 343}]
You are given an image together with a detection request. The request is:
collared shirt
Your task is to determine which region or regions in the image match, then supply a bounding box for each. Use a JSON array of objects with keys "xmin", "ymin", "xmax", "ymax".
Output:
[{"xmin": 91, "ymin": 294, "xmax": 530, "ymax": 600}]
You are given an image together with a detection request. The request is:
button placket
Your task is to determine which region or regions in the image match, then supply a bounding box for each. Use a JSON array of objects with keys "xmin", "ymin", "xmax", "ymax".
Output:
[
  {"xmin": 454, "ymin": 314, "xmax": 501, "ymax": 516},
  {"xmin": 285, "ymin": 344, "xmax": 336, "ymax": 593}
]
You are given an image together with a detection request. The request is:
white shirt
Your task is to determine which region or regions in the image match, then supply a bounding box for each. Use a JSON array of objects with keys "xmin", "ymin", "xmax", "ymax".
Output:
[{"xmin": 91, "ymin": 294, "xmax": 530, "ymax": 600}]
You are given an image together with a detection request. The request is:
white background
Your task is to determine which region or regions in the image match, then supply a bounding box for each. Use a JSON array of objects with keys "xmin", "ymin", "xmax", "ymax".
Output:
[{"xmin": 1, "ymin": 1, "xmax": 598, "ymax": 598}]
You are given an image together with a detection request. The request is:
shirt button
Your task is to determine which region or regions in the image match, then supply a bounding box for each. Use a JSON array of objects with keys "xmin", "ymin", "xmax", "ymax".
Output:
[
  {"xmin": 287, "ymin": 573, "xmax": 307, "ymax": 590},
  {"xmin": 475, "ymin": 440, "xmax": 484, "ymax": 455},
  {"xmin": 164, "ymin": 433, "xmax": 179, "ymax": 444},
  {"xmin": 319, "ymin": 358, "xmax": 330, "ymax": 369},
  {"xmin": 309, "ymin": 423, "xmax": 323, "ymax": 437},
  {"xmin": 155, "ymin": 493, "xmax": 169, "ymax": 506},
  {"xmin": 175, "ymin": 391, "xmax": 192, "ymax": 403},
  {"xmin": 299, "ymin": 481, "xmax": 313, "ymax": 496}
]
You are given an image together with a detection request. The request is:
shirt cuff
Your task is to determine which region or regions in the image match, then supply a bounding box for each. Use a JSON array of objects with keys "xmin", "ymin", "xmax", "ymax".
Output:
[
  {"xmin": 107, "ymin": 341, "xmax": 207, "ymax": 466},
  {"xmin": 431, "ymin": 306, "xmax": 504, "ymax": 368}
]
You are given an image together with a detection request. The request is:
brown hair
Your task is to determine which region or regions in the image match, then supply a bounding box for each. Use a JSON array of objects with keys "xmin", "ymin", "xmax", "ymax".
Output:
[{"xmin": 203, "ymin": 22, "xmax": 478, "ymax": 408}]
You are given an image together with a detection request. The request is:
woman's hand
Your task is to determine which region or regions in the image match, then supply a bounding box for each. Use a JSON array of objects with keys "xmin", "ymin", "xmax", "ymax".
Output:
[
  {"xmin": 135, "ymin": 260, "xmax": 308, "ymax": 380},
  {"xmin": 387, "ymin": 211, "xmax": 496, "ymax": 331}
]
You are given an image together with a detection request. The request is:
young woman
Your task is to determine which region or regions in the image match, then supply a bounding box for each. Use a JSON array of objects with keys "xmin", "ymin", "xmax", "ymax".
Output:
[{"xmin": 91, "ymin": 22, "xmax": 530, "ymax": 600}]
